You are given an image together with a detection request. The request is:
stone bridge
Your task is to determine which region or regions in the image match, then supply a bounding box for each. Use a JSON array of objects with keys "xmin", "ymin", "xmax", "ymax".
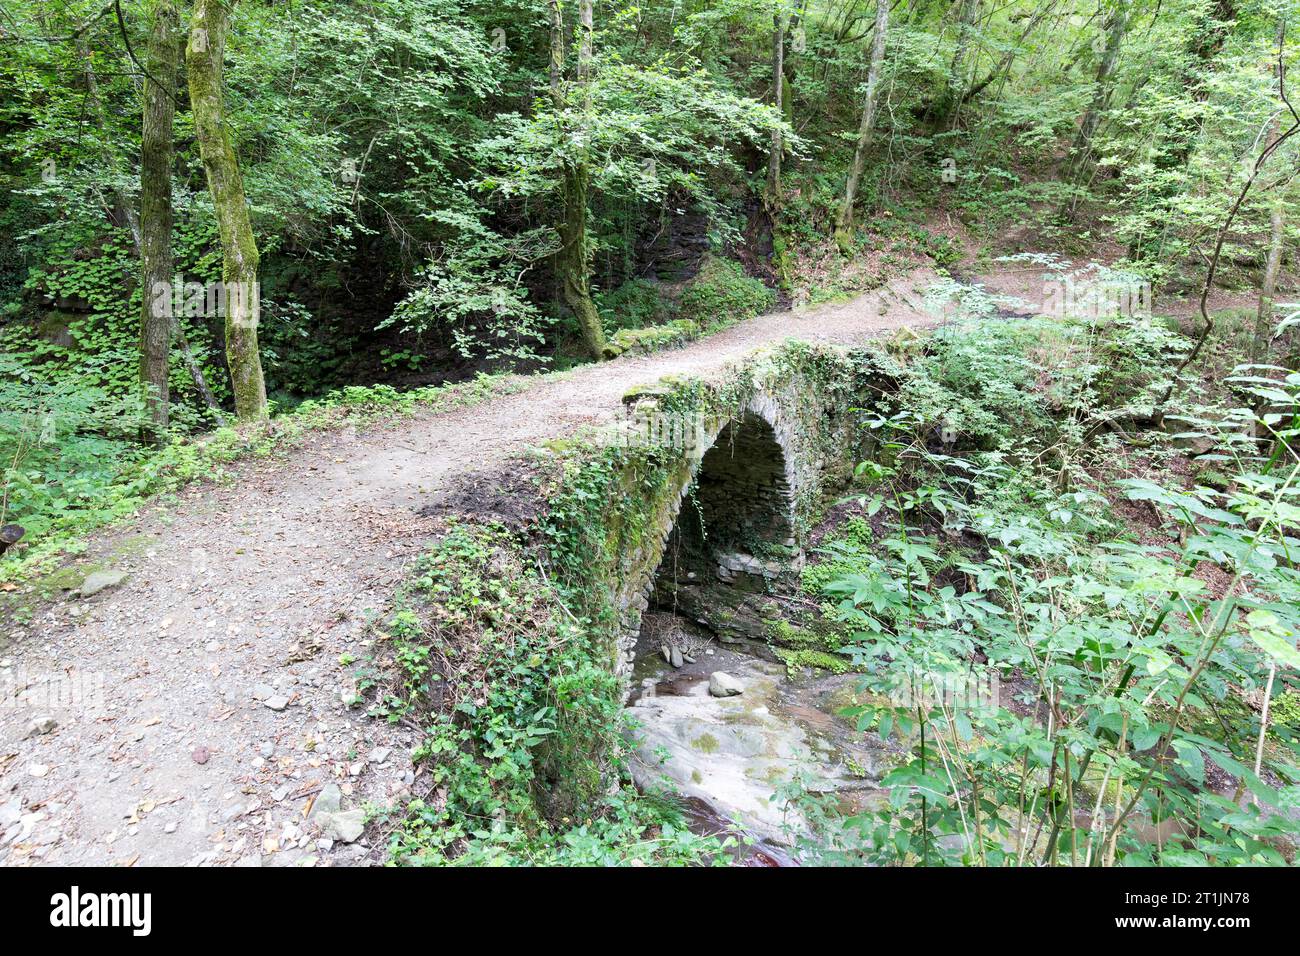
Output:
[{"xmin": 552, "ymin": 343, "xmax": 877, "ymax": 681}]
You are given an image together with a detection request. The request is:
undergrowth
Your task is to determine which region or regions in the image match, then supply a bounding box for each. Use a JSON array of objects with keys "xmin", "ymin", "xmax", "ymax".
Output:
[
  {"xmin": 788, "ymin": 309, "xmax": 1300, "ymax": 866},
  {"xmin": 372, "ymin": 520, "xmax": 722, "ymax": 866}
]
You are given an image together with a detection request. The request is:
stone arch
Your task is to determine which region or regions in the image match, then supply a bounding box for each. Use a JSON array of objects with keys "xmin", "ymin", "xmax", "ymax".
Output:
[
  {"xmin": 612, "ymin": 392, "xmax": 809, "ymax": 678},
  {"xmin": 671, "ymin": 408, "xmax": 795, "ymax": 562}
]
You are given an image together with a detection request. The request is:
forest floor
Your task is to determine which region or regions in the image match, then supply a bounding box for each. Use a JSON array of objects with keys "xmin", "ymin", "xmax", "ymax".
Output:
[{"xmin": 0, "ymin": 258, "xmax": 1263, "ymax": 867}]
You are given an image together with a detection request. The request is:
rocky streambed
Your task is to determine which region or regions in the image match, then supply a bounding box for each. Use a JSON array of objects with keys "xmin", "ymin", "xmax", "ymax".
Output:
[{"xmin": 625, "ymin": 616, "xmax": 903, "ymax": 864}]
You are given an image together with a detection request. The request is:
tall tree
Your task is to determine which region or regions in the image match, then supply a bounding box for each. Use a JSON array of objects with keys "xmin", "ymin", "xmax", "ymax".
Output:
[
  {"xmin": 1254, "ymin": 19, "xmax": 1290, "ymax": 361},
  {"xmin": 945, "ymin": 0, "xmax": 981, "ymax": 122},
  {"xmin": 960, "ymin": 0, "xmax": 1061, "ymax": 108},
  {"xmin": 187, "ymin": 0, "xmax": 267, "ymax": 420},
  {"xmin": 1067, "ymin": 3, "xmax": 1129, "ymax": 183},
  {"xmin": 834, "ymin": 0, "xmax": 890, "ymax": 253},
  {"xmin": 766, "ymin": 4, "xmax": 787, "ymax": 207},
  {"xmin": 1253, "ymin": 111, "xmax": 1287, "ymax": 362},
  {"xmin": 553, "ymin": 0, "xmax": 606, "ymax": 361},
  {"xmin": 138, "ymin": 0, "xmax": 179, "ymax": 436},
  {"xmin": 1127, "ymin": 0, "xmax": 1238, "ymax": 259},
  {"xmin": 1160, "ymin": 19, "xmax": 1300, "ymax": 402}
]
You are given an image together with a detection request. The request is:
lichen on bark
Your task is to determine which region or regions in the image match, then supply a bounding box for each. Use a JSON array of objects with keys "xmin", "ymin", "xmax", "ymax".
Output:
[{"xmin": 186, "ymin": 0, "xmax": 268, "ymax": 421}]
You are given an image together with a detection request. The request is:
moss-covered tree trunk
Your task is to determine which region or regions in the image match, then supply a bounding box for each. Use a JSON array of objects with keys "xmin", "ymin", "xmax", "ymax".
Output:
[
  {"xmin": 187, "ymin": 0, "xmax": 267, "ymax": 420},
  {"xmin": 834, "ymin": 0, "xmax": 889, "ymax": 252},
  {"xmin": 139, "ymin": 0, "xmax": 179, "ymax": 437},
  {"xmin": 553, "ymin": 0, "xmax": 606, "ymax": 361},
  {"xmin": 782, "ymin": 0, "xmax": 806, "ymax": 126},
  {"xmin": 548, "ymin": 0, "xmax": 565, "ymax": 103}
]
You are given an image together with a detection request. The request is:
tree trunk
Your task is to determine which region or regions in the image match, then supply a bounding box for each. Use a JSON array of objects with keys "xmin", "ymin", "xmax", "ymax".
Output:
[
  {"xmin": 1253, "ymin": 120, "xmax": 1286, "ymax": 361},
  {"xmin": 554, "ymin": 0, "xmax": 606, "ymax": 360},
  {"xmin": 81, "ymin": 9, "xmax": 222, "ymax": 423},
  {"xmin": 1159, "ymin": 0, "xmax": 1237, "ymax": 175},
  {"xmin": 1128, "ymin": 1, "xmax": 1237, "ymax": 258},
  {"xmin": 139, "ymin": 0, "xmax": 179, "ymax": 437},
  {"xmin": 548, "ymin": 0, "xmax": 564, "ymax": 106},
  {"xmin": 944, "ymin": 0, "xmax": 980, "ymax": 122},
  {"xmin": 783, "ymin": 0, "xmax": 805, "ymax": 125},
  {"xmin": 834, "ymin": 0, "xmax": 890, "ymax": 252},
  {"xmin": 961, "ymin": 0, "xmax": 1058, "ymax": 106},
  {"xmin": 765, "ymin": 7, "xmax": 786, "ymax": 207},
  {"xmin": 187, "ymin": 0, "xmax": 268, "ymax": 420},
  {"xmin": 1067, "ymin": 5, "xmax": 1127, "ymax": 182}
]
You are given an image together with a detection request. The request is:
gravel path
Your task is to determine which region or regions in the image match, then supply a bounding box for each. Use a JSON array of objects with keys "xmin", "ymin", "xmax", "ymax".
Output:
[{"xmin": 0, "ymin": 270, "xmax": 949, "ymax": 867}]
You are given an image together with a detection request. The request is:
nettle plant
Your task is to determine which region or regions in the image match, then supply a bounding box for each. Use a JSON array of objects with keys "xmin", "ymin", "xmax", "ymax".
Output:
[{"xmin": 790, "ymin": 317, "xmax": 1300, "ymax": 866}]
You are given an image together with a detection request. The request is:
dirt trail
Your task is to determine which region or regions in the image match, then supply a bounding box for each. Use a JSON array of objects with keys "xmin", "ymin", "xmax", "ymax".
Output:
[{"xmin": 0, "ymin": 270, "xmax": 955, "ymax": 867}]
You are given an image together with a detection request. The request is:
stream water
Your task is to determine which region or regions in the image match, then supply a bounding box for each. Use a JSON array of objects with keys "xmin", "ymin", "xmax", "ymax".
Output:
[{"xmin": 625, "ymin": 616, "xmax": 902, "ymax": 865}]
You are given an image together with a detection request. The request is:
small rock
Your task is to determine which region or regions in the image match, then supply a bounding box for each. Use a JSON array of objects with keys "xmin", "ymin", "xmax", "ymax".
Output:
[
  {"xmin": 368, "ymin": 747, "xmax": 391, "ymax": 765},
  {"xmin": 250, "ymin": 684, "xmax": 274, "ymax": 701},
  {"xmin": 321, "ymin": 809, "xmax": 365, "ymax": 844},
  {"xmin": 164, "ymin": 822, "xmax": 178, "ymax": 834},
  {"xmin": 78, "ymin": 569, "xmax": 127, "ymax": 598},
  {"xmin": 708, "ymin": 672, "xmax": 744, "ymax": 698},
  {"xmin": 310, "ymin": 784, "xmax": 342, "ymax": 819},
  {"xmin": 191, "ymin": 746, "xmax": 211, "ymax": 765},
  {"xmin": 26, "ymin": 715, "xmax": 58, "ymax": 736},
  {"xmin": 28, "ymin": 763, "xmax": 50, "ymax": 778},
  {"xmin": 670, "ymin": 647, "xmax": 684, "ymax": 669},
  {"xmin": 0, "ymin": 799, "xmax": 21, "ymax": 828},
  {"xmin": 263, "ymin": 695, "xmax": 289, "ymax": 712},
  {"xmin": 660, "ymin": 644, "xmax": 672, "ymax": 664}
]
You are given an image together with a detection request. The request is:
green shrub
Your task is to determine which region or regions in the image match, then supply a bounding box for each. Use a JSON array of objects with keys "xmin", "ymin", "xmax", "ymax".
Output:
[
  {"xmin": 377, "ymin": 520, "xmax": 720, "ymax": 866},
  {"xmin": 596, "ymin": 278, "xmax": 673, "ymax": 333},
  {"xmin": 788, "ymin": 318, "xmax": 1300, "ymax": 867},
  {"xmin": 678, "ymin": 255, "xmax": 775, "ymax": 329},
  {"xmin": 602, "ymin": 319, "xmax": 700, "ymax": 359}
]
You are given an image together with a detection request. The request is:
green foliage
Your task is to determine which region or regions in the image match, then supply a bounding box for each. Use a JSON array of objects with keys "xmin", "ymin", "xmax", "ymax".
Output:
[
  {"xmin": 677, "ymin": 255, "xmax": 776, "ymax": 328},
  {"xmin": 603, "ymin": 320, "xmax": 700, "ymax": 360},
  {"xmin": 776, "ymin": 647, "xmax": 852, "ymax": 677},
  {"xmin": 596, "ymin": 278, "xmax": 674, "ymax": 333},
  {"xmin": 378, "ymin": 520, "xmax": 718, "ymax": 866},
  {"xmin": 790, "ymin": 315, "xmax": 1300, "ymax": 866},
  {"xmin": 6, "ymin": 217, "xmax": 229, "ymax": 421}
]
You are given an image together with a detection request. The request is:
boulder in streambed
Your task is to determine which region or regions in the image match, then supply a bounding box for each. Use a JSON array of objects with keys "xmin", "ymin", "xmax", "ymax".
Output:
[{"xmin": 709, "ymin": 671, "xmax": 744, "ymax": 697}]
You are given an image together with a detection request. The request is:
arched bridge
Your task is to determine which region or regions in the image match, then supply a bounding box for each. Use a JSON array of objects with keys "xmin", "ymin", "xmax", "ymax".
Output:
[{"xmin": 562, "ymin": 344, "xmax": 873, "ymax": 680}]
